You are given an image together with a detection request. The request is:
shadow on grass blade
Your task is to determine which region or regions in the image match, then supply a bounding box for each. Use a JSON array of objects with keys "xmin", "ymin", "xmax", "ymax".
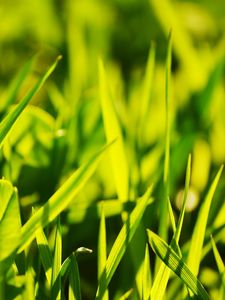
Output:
[{"xmin": 147, "ymin": 230, "xmax": 210, "ymax": 300}]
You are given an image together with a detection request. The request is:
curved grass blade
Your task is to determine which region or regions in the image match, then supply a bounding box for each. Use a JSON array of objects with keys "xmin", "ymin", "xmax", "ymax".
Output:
[
  {"xmin": 19, "ymin": 141, "xmax": 115, "ymax": 253},
  {"xmin": 96, "ymin": 186, "xmax": 153, "ymax": 299},
  {"xmin": 98, "ymin": 204, "xmax": 108, "ymax": 300},
  {"xmin": 98, "ymin": 59, "xmax": 129, "ymax": 203},
  {"xmin": 0, "ymin": 56, "xmax": 61, "ymax": 148},
  {"xmin": 147, "ymin": 230, "xmax": 210, "ymax": 300},
  {"xmin": 187, "ymin": 165, "xmax": 223, "ymax": 276}
]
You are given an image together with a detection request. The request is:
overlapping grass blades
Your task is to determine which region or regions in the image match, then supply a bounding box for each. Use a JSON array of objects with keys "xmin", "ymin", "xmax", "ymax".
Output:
[
  {"xmin": 96, "ymin": 186, "xmax": 153, "ymax": 299},
  {"xmin": 150, "ymin": 155, "xmax": 191, "ymax": 300},
  {"xmin": 187, "ymin": 165, "xmax": 224, "ymax": 276},
  {"xmin": 147, "ymin": 230, "xmax": 210, "ymax": 300}
]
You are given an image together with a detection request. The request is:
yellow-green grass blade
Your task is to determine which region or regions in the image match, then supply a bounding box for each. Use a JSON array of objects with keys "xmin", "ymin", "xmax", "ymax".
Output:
[
  {"xmin": 210, "ymin": 235, "xmax": 225, "ymax": 299},
  {"xmin": 118, "ymin": 289, "xmax": 133, "ymax": 300},
  {"xmin": 69, "ymin": 253, "xmax": 81, "ymax": 300},
  {"xmin": 51, "ymin": 216, "xmax": 62, "ymax": 300},
  {"xmin": 167, "ymin": 196, "xmax": 176, "ymax": 234},
  {"xmin": 0, "ymin": 180, "xmax": 21, "ymax": 271},
  {"xmin": 98, "ymin": 204, "xmax": 109, "ymax": 300},
  {"xmin": 187, "ymin": 165, "xmax": 223, "ymax": 276},
  {"xmin": 19, "ymin": 141, "xmax": 114, "ymax": 253},
  {"xmin": 96, "ymin": 186, "xmax": 153, "ymax": 299},
  {"xmin": 142, "ymin": 245, "xmax": 151, "ymax": 300},
  {"xmin": 0, "ymin": 56, "xmax": 61, "ymax": 148},
  {"xmin": 98, "ymin": 59, "xmax": 129, "ymax": 203},
  {"xmin": 147, "ymin": 230, "xmax": 210, "ymax": 300},
  {"xmin": 35, "ymin": 217, "xmax": 53, "ymax": 285},
  {"xmin": 148, "ymin": 0, "xmax": 207, "ymax": 91}
]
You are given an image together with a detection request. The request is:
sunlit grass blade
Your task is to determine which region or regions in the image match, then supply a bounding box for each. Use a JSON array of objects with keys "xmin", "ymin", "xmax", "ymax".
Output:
[
  {"xmin": 142, "ymin": 245, "xmax": 151, "ymax": 300},
  {"xmin": 98, "ymin": 204, "xmax": 108, "ymax": 300},
  {"xmin": 51, "ymin": 216, "xmax": 62, "ymax": 300},
  {"xmin": 19, "ymin": 141, "xmax": 114, "ymax": 253},
  {"xmin": 210, "ymin": 235, "xmax": 225, "ymax": 299},
  {"xmin": 23, "ymin": 252, "xmax": 35, "ymax": 300},
  {"xmin": 98, "ymin": 59, "xmax": 129, "ymax": 203},
  {"xmin": 187, "ymin": 165, "xmax": 223, "ymax": 276},
  {"xmin": 167, "ymin": 196, "xmax": 176, "ymax": 234},
  {"xmin": 69, "ymin": 253, "xmax": 81, "ymax": 300},
  {"xmin": 96, "ymin": 186, "xmax": 153, "ymax": 299},
  {"xmin": 118, "ymin": 289, "xmax": 133, "ymax": 300},
  {"xmin": 0, "ymin": 180, "xmax": 21, "ymax": 272},
  {"xmin": 147, "ymin": 230, "xmax": 210, "ymax": 300},
  {"xmin": 0, "ymin": 56, "xmax": 62, "ymax": 148},
  {"xmin": 35, "ymin": 216, "xmax": 53, "ymax": 285}
]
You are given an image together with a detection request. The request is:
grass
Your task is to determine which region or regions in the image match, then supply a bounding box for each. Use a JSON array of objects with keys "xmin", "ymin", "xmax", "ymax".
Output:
[{"xmin": 0, "ymin": 1, "xmax": 225, "ymax": 299}]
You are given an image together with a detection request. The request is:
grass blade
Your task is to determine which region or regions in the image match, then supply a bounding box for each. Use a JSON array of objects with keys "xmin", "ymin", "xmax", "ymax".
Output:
[
  {"xmin": 151, "ymin": 155, "xmax": 191, "ymax": 299},
  {"xmin": 51, "ymin": 216, "xmax": 62, "ymax": 300},
  {"xmin": 0, "ymin": 56, "xmax": 61, "ymax": 148},
  {"xmin": 99, "ymin": 59, "xmax": 129, "ymax": 203},
  {"xmin": 187, "ymin": 165, "xmax": 223, "ymax": 276},
  {"xmin": 147, "ymin": 230, "xmax": 210, "ymax": 300},
  {"xmin": 69, "ymin": 253, "xmax": 81, "ymax": 300},
  {"xmin": 0, "ymin": 180, "xmax": 21, "ymax": 267},
  {"xmin": 19, "ymin": 141, "xmax": 114, "ymax": 253},
  {"xmin": 210, "ymin": 235, "xmax": 225, "ymax": 299},
  {"xmin": 142, "ymin": 245, "xmax": 152, "ymax": 300},
  {"xmin": 35, "ymin": 219, "xmax": 53, "ymax": 285},
  {"xmin": 96, "ymin": 186, "xmax": 153, "ymax": 299},
  {"xmin": 98, "ymin": 204, "xmax": 108, "ymax": 300}
]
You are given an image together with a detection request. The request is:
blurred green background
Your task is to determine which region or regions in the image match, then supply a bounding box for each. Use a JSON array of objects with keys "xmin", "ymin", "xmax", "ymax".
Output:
[{"xmin": 0, "ymin": 0, "xmax": 225, "ymax": 299}]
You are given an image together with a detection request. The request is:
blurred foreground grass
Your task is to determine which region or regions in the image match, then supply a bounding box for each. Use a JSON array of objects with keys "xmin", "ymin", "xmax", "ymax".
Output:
[{"xmin": 0, "ymin": 0, "xmax": 225, "ymax": 299}]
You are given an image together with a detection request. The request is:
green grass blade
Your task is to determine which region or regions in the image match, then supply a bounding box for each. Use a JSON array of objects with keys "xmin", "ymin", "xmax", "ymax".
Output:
[
  {"xmin": 142, "ymin": 245, "xmax": 151, "ymax": 300},
  {"xmin": 118, "ymin": 289, "xmax": 133, "ymax": 300},
  {"xmin": 210, "ymin": 235, "xmax": 225, "ymax": 299},
  {"xmin": 167, "ymin": 196, "xmax": 176, "ymax": 234},
  {"xmin": 51, "ymin": 216, "xmax": 62, "ymax": 300},
  {"xmin": 147, "ymin": 230, "xmax": 210, "ymax": 300},
  {"xmin": 35, "ymin": 216, "xmax": 53, "ymax": 285},
  {"xmin": 98, "ymin": 204, "xmax": 108, "ymax": 300},
  {"xmin": 69, "ymin": 253, "xmax": 81, "ymax": 300},
  {"xmin": 96, "ymin": 186, "xmax": 153, "ymax": 299},
  {"xmin": 98, "ymin": 59, "xmax": 129, "ymax": 203},
  {"xmin": 187, "ymin": 165, "xmax": 223, "ymax": 276},
  {"xmin": 19, "ymin": 141, "xmax": 114, "ymax": 253},
  {"xmin": 0, "ymin": 180, "xmax": 21, "ymax": 266},
  {"xmin": 0, "ymin": 56, "xmax": 61, "ymax": 148}
]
